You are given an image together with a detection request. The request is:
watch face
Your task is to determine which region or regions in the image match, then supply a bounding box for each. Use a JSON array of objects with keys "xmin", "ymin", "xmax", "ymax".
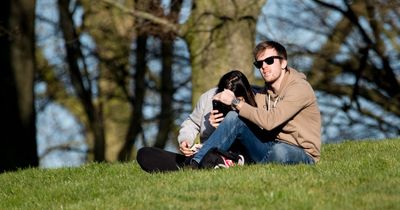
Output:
[{"xmin": 233, "ymin": 98, "xmax": 240, "ymax": 106}]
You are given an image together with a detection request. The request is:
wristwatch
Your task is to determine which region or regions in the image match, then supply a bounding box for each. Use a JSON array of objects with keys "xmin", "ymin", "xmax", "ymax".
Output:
[{"xmin": 231, "ymin": 98, "xmax": 241, "ymax": 107}]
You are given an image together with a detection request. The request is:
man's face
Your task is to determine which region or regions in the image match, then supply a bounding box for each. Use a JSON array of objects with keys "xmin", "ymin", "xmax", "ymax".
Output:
[{"xmin": 256, "ymin": 48, "xmax": 287, "ymax": 84}]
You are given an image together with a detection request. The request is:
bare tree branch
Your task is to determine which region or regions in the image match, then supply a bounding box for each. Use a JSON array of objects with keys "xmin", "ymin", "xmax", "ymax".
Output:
[{"xmin": 100, "ymin": 0, "xmax": 180, "ymax": 35}]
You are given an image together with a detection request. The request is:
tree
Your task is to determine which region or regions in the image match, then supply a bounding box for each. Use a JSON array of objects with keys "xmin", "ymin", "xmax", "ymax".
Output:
[
  {"xmin": 0, "ymin": 0, "xmax": 38, "ymax": 171},
  {"xmin": 35, "ymin": 0, "xmax": 267, "ymax": 164},
  {"xmin": 57, "ymin": 0, "xmax": 107, "ymax": 162},
  {"xmin": 184, "ymin": 0, "xmax": 266, "ymax": 101},
  {"xmin": 259, "ymin": 0, "xmax": 400, "ymax": 140},
  {"xmin": 153, "ymin": 0, "xmax": 184, "ymax": 149}
]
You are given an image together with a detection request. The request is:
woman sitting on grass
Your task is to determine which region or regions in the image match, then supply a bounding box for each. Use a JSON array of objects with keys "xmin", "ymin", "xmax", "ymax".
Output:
[{"xmin": 137, "ymin": 70, "xmax": 257, "ymax": 173}]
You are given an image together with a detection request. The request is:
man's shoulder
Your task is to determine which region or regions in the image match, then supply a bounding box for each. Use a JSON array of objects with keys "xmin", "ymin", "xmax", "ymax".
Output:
[
  {"xmin": 288, "ymin": 67, "xmax": 307, "ymax": 80},
  {"xmin": 287, "ymin": 68, "xmax": 314, "ymax": 88}
]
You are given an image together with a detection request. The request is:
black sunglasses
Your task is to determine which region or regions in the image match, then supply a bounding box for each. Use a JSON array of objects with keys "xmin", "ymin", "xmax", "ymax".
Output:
[{"xmin": 253, "ymin": 56, "xmax": 282, "ymax": 69}]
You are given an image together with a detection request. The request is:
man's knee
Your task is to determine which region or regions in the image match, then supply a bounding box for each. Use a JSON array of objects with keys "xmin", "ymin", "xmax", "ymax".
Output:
[
  {"xmin": 225, "ymin": 111, "xmax": 239, "ymax": 120},
  {"xmin": 269, "ymin": 144, "xmax": 292, "ymax": 164},
  {"xmin": 268, "ymin": 143, "xmax": 312, "ymax": 164}
]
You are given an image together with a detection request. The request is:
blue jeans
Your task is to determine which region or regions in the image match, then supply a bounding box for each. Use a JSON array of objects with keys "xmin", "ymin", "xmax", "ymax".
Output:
[{"xmin": 192, "ymin": 111, "xmax": 314, "ymax": 165}]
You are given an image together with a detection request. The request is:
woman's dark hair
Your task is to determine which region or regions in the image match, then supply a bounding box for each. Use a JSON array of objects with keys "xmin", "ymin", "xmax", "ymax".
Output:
[{"xmin": 216, "ymin": 70, "xmax": 257, "ymax": 107}]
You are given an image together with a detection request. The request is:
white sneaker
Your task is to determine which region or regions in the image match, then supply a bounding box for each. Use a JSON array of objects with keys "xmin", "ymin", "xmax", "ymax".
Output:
[
  {"xmin": 213, "ymin": 154, "xmax": 245, "ymax": 169},
  {"xmin": 237, "ymin": 155, "xmax": 245, "ymax": 166}
]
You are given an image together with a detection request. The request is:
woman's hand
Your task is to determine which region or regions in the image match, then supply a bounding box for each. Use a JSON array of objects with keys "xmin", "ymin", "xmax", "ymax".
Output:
[
  {"xmin": 179, "ymin": 140, "xmax": 195, "ymax": 157},
  {"xmin": 210, "ymin": 110, "xmax": 224, "ymax": 128}
]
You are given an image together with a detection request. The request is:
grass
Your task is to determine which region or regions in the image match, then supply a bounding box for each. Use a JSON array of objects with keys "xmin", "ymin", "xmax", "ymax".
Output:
[{"xmin": 1, "ymin": 139, "xmax": 399, "ymax": 209}]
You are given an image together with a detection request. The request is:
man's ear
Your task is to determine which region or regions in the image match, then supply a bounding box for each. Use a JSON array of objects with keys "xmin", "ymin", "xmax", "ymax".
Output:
[{"xmin": 281, "ymin": 59, "xmax": 288, "ymax": 69}]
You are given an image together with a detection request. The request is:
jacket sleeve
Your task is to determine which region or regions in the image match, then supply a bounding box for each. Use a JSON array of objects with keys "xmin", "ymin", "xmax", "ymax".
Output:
[
  {"xmin": 239, "ymin": 80, "xmax": 315, "ymax": 130},
  {"xmin": 177, "ymin": 88, "xmax": 215, "ymax": 146}
]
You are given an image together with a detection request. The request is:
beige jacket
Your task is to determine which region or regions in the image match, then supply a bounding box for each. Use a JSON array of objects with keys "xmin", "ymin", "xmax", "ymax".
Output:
[{"xmin": 239, "ymin": 68, "xmax": 321, "ymax": 162}]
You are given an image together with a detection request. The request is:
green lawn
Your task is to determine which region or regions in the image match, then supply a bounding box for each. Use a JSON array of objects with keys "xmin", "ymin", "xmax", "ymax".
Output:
[{"xmin": 1, "ymin": 139, "xmax": 399, "ymax": 209}]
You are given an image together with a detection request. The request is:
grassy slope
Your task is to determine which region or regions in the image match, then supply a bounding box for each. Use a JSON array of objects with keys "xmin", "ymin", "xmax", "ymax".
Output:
[{"xmin": 1, "ymin": 139, "xmax": 399, "ymax": 210}]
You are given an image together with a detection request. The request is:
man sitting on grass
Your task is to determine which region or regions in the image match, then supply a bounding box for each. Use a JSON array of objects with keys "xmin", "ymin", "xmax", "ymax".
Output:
[{"xmin": 191, "ymin": 40, "xmax": 321, "ymax": 168}]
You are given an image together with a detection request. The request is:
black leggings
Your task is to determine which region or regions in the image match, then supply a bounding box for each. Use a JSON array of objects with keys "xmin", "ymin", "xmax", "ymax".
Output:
[
  {"xmin": 136, "ymin": 141, "xmax": 252, "ymax": 173},
  {"xmin": 136, "ymin": 147, "xmax": 192, "ymax": 173}
]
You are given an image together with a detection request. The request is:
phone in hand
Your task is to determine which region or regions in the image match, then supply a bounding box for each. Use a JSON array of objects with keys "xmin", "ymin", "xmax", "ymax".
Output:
[
  {"xmin": 190, "ymin": 144, "xmax": 202, "ymax": 153},
  {"xmin": 212, "ymin": 100, "xmax": 231, "ymax": 117}
]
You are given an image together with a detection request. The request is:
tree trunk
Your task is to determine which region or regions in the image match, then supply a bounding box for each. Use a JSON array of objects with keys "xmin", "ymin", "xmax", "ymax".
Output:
[
  {"xmin": 153, "ymin": 0, "xmax": 183, "ymax": 148},
  {"xmin": 118, "ymin": 35, "xmax": 147, "ymax": 160},
  {"xmin": 154, "ymin": 39, "xmax": 174, "ymax": 148},
  {"xmin": 183, "ymin": 0, "xmax": 267, "ymax": 103},
  {"xmin": 0, "ymin": 0, "xmax": 38, "ymax": 172},
  {"xmin": 58, "ymin": 0, "xmax": 106, "ymax": 161}
]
